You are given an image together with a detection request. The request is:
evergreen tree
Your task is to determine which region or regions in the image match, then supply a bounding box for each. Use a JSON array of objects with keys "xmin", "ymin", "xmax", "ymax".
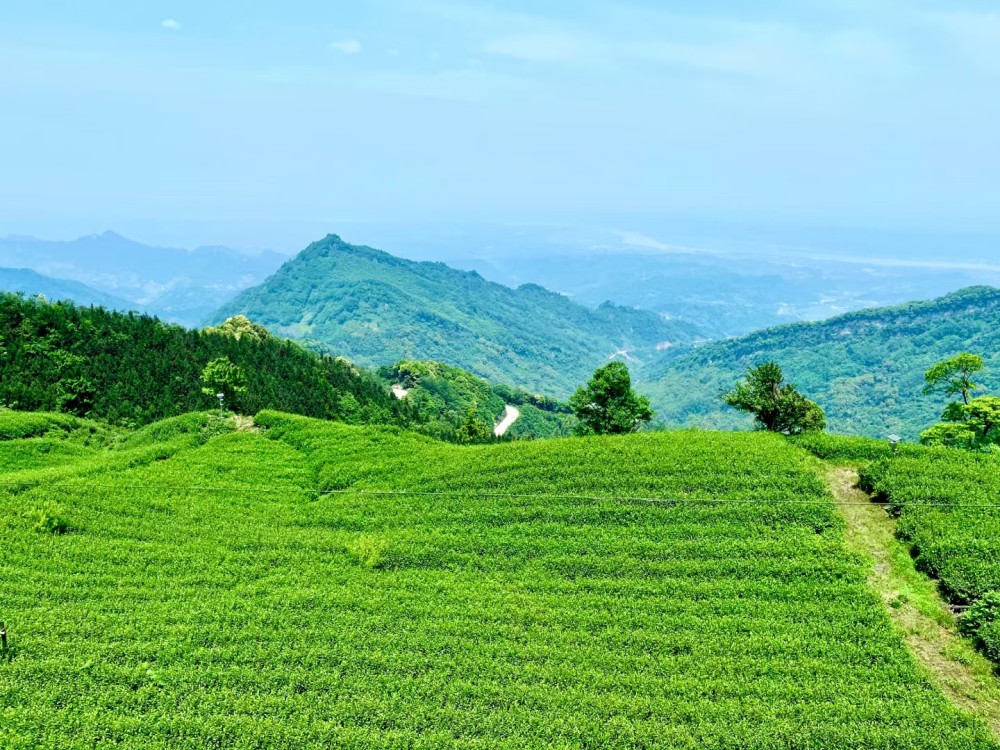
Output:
[
  {"xmin": 723, "ymin": 362, "xmax": 826, "ymax": 434},
  {"xmin": 570, "ymin": 362, "xmax": 653, "ymax": 435}
]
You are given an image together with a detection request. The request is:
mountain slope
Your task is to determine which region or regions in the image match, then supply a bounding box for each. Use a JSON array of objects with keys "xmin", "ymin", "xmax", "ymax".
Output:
[
  {"xmin": 0, "ymin": 293, "xmax": 408, "ymax": 426},
  {"xmin": 641, "ymin": 286, "xmax": 1000, "ymax": 439},
  {"xmin": 0, "ymin": 231, "xmax": 287, "ymax": 326},
  {"xmin": 0, "ymin": 267, "xmax": 137, "ymax": 310},
  {"xmin": 214, "ymin": 234, "xmax": 702, "ymax": 396},
  {"xmin": 378, "ymin": 359, "xmax": 576, "ymax": 440}
]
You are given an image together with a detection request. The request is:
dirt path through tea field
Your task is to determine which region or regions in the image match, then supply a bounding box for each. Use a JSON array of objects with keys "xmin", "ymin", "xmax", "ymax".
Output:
[{"xmin": 825, "ymin": 466, "xmax": 1000, "ymax": 739}]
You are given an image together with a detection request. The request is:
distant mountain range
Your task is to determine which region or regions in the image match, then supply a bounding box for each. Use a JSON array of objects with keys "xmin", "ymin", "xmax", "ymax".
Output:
[
  {"xmin": 8, "ymin": 228, "xmax": 996, "ymax": 442},
  {"xmin": 369, "ymin": 223, "xmax": 1000, "ymax": 339},
  {"xmin": 0, "ymin": 231, "xmax": 287, "ymax": 326},
  {"xmin": 213, "ymin": 234, "xmax": 704, "ymax": 396},
  {"xmin": 0, "ymin": 268, "xmax": 135, "ymax": 311},
  {"xmin": 639, "ymin": 286, "xmax": 1000, "ymax": 440}
]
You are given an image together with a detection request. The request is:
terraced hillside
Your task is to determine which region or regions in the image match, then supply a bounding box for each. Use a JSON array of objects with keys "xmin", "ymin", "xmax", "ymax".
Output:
[
  {"xmin": 1, "ymin": 411, "xmax": 995, "ymax": 748},
  {"xmin": 859, "ymin": 449, "xmax": 1000, "ymax": 655}
]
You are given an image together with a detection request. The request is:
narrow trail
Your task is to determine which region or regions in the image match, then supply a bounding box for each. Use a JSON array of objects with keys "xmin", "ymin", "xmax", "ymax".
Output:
[{"xmin": 824, "ymin": 466, "xmax": 1000, "ymax": 739}]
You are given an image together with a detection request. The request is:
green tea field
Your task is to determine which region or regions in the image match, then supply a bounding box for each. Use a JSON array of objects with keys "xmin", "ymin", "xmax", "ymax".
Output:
[{"xmin": 1, "ymin": 412, "xmax": 996, "ymax": 748}]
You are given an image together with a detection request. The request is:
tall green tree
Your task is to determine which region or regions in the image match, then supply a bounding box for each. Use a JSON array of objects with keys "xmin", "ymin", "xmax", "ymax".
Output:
[
  {"xmin": 723, "ymin": 362, "xmax": 826, "ymax": 434},
  {"xmin": 456, "ymin": 405, "xmax": 493, "ymax": 443},
  {"xmin": 923, "ymin": 353, "xmax": 984, "ymax": 405},
  {"xmin": 921, "ymin": 353, "xmax": 998, "ymax": 450},
  {"xmin": 201, "ymin": 357, "xmax": 248, "ymax": 413},
  {"xmin": 570, "ymin": 362, "xmax": 653, "ymax": 435},
  {"xmin": 921, "ymin": 396, "xmax": 1000, "ymax": 450}
]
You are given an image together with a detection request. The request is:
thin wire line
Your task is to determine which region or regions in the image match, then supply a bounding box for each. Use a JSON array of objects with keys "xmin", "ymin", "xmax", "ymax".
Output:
[{"xmin": 0, "ymin": 480, "xmax": 997, "ymax": 508}]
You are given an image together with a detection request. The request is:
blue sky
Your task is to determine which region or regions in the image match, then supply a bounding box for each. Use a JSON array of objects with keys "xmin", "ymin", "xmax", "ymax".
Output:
[{"xmin": 2, "ymin": 1, "xmax": 999, "ymax": 250}]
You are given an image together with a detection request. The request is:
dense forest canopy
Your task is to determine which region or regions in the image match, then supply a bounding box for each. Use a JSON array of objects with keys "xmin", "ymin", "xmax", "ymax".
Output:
[
  {"xmin": 642, "ymin": 286, "xmax": 1000, "ymax": 440},
  {"xmin": 0, "ymin": 293, "xmax": 409, "ymax": 426}
]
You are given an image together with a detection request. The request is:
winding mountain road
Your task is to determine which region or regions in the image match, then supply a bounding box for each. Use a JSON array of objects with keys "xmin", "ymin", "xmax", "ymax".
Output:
[{"xmin": 493, "ymin": 405, "xmax": 520, "ymax": 437}]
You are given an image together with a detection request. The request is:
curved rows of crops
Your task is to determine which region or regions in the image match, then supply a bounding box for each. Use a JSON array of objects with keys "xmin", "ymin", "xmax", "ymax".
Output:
[
  {"xmin": 0, "ymin": 411, "xmax": 995, "ymax": 748},
  {"xmin": 859, "ymin": 450, "xmax": 1000, "ymax": 605}
]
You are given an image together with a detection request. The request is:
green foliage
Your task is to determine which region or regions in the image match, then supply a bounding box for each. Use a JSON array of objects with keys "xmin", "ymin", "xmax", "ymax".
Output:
[
  {"xmin": 344, "ymin": 534, "xmax": 391, "ymax": 569},
  {"xmin": 790, "ymin": 432, "xmax": 923, "ymax": 463},
  {"xmin": 723, "ymin": 362, "xmax": 826, "ymax": 435},
  {"xmin": 455, "ymin": 406, "xmax": 493, "ymax": 444},
  {"xmin": 0, "ymin": 411, "xmax": 995, "ymax": 746},
  {"xmin": 859, "ymin": 447, "xmax": 1000, "ymax": 666},
  {"xmin": 643, "ymin": 286, "xmax": 1000, "ymax": 439},
  {"xmin": 200, "ymin": 356, "xmax": 248, "ymax": 412},
  {"xmin": 0, "ymin": 292, "xmax": 413, "ymax": 428},
  {"xmin": 569, "ymin": 362, "xmax": 653, "ymax": 435},
  {"xmin": 28, "ymin": 500, "xmax": 70, "ymax": 534},
  {"xmin": 959, "ymin": 591, "xmax": 1000, "ymax": 663},
  {"xmin": 203, "ymin": 314, "xmax": 272, "ymax": 343},
  {"xmin": 921, "ymin": 396, "xmax": 1000, "ymax": 451},
  {"xmin": 379, "ymin": 359, "xmax": 576, "ymax": 441},
  {"xmin": 0, "ymin": 411, "xmax": 87, "ymax": 441},
  {"xmin": 213, "ymin": 234, "xmax": 703, "ymax": 397},
  {"xmin": 924, "ymin": 353, "xmax": 985, "ymax": 405},
  {"xmin": 118, "ymin": 412, "xmax": 238, "ymax": 450}
]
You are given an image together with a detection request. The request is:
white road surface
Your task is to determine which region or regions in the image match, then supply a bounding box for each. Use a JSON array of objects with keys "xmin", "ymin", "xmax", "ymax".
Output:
[{"xmin": 493, "ymin": 405, "xmax": 520, "ymax": 437}]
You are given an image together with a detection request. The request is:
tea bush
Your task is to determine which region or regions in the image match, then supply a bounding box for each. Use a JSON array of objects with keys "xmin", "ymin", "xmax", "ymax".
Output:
[{"xmin": 0, "ymin": 412, "xmax": 994, "ymax": 748}]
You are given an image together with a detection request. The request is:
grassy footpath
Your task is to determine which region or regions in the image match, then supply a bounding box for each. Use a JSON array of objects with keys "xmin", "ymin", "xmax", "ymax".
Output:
[{"xmin": 824, "ymin": 466, "xmax": 1000, "ymax": 740}]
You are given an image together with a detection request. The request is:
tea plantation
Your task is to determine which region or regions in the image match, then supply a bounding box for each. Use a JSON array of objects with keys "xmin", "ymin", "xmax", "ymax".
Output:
[
  {"xmin": 1, "ymin": 411, "xmax": 996, "ymax": 748},
  {"xmin": 859, "ymin": 449, "xmax": 1000, "ymax": 656}
]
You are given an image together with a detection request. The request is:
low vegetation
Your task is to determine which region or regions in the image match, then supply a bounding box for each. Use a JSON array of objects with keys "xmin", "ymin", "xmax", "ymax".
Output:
[
  {"xmin": 1, "ymin": 410, "xmax": 995, "ymax": 747},
  {"xmin": 859, "ymin": 448, "xmax": 1000, "ymax": 664}
]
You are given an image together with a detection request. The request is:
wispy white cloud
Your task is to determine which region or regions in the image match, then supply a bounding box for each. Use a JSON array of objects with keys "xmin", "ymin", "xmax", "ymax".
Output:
[
  {"xmin": 160, "ymin": 19, "xmax": 182, "ymax": 32},
  {"xmin": 329, "ymin": 39, "xmax": 362, "ymax": 55},
  {"xmin": 484, "ymin": 32, "xmax": 600, "ymax": 64}
]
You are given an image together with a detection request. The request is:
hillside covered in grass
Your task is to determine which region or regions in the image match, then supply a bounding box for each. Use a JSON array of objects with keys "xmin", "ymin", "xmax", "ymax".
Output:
[
  {"xmin": 1, "ymin": 409, "xmax": 995, "ymax": 748},
  {"xmin": 213, "ymin": 234, "xmax": 702, "ymax": 397},
  {"xmin": 641, "ymin": 286, "xmax": 1000, "ymax": 439}
]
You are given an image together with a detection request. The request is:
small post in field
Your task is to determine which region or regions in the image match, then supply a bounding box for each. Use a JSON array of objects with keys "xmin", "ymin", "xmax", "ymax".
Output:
[{"xmin": 0, "ymin": 621, "xmax": 9, "ymax": 663}]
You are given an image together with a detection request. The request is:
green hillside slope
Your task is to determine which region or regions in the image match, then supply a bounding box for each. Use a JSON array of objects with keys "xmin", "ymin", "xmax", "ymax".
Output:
[
  {"xmin": 212, "ymin": 234, "xmax": 702, "ymax": 396},
  {"xmin": 379, "ymin": 360, "xmax": 576, "ymax": 441},
  {"xmin": 0, "ymin": 292, "xmax": 407, "ymax": 426},
  {"xmin": 1, "ymin": 411, "xmax": 994, "ymax": 747},
  {"xmin": 642, "ymin": 286, "xmax": 1000, "ymax": 439}
]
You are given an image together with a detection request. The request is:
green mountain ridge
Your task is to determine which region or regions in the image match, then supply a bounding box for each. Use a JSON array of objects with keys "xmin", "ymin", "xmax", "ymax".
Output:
[
  {"xmin": 213, "ymin": 234, "xmax": 703, "ymax": 396},
  {"xmin": 0, "ymin": 293, "xmax": 576, "ymax": 441},
  {"xmin": 0, "ymin": 292, "xmax": 408, "ymax": 426},
  {"xmin": 640, "ymin": 286, "xmax": 1000, "ymax": 439}
]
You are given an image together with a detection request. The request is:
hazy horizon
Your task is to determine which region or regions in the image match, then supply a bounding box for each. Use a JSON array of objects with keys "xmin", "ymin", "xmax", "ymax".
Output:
[{"xmin": 4, "ymin": 1, "xmax": 1000, "ymax": 254}]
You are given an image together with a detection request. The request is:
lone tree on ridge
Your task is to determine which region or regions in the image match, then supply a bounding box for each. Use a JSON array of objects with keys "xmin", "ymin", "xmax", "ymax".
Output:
[
  {"xmin": 201, "ymin": 357, "xmax": 248, "ymax": 413},
  {"xmin": 570, "ymin": 362, "xmax": 654, "ymax": 435},
  {"xmin": 723, "ymin": 362, "xmax": 826, "ymax": 435},
  {"xmin": 923, "ymin": 353, "xmax": 984, "ymax": 405}
]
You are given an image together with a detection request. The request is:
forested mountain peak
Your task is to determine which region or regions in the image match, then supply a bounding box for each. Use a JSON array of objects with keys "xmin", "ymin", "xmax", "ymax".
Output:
[{"xmin": 213, "ymin": 233, "xmax": 704, "ymax": 396}]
